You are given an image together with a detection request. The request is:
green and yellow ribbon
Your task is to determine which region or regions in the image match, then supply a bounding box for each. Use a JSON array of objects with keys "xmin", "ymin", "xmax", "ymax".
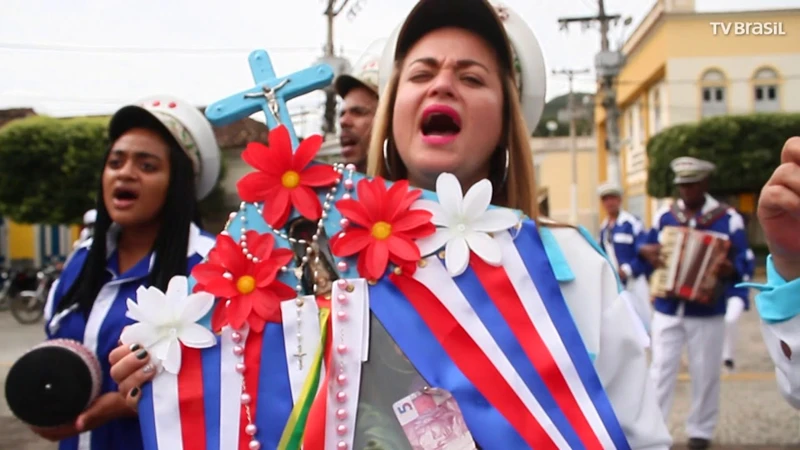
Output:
[{"xmin": 277, "ymin": 307, "xmax": 331, "ymax": 449}]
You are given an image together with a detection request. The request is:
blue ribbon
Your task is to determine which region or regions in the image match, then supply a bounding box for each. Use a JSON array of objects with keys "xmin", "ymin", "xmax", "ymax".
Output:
[
  {"xmin": 370, "ymin": 278, "xmax": 527, "ymax": 449},
  {"xmin": 201, "ymin": 338, "xmax": 222, "ymax": 450},
  {"xmin": 256, "ymin": 323, "xmax": 294, "ymax": 449},
  {"xmin": 139, "ymin": 382, "xmax": 158, "ymax": 450},
  {"xmin": 540, "ymin": 227, "xmax": 576, "ymax": 282},
  {"xmin": 454, "ymin": 264, "xmax": 582, "ymax": 447},
  {"xmin": 515, "ymin": 222, "xmax": 630, "ymax": 449},
  {"xmin": 739, "ymin": 255, "xmax": 800, "ymax": 324}
]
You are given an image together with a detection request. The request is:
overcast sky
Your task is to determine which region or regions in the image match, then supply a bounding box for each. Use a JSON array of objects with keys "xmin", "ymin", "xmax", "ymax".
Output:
[{"xmin": 0, "ymin": 0, "xmax": 795, "ymax": 136}]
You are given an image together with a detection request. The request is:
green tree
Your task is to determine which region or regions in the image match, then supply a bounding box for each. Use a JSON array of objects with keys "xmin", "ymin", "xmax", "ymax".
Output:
[
  {"xmin": 0, "ymin": 116, "xmax": 109, "ymax": 224},
  {"xmin": 646, "ymin": 112, "xmax": 800, "ymax": 198},
  {"xmin": 0, "ymin": 115, "xmax": 229, "ymax": 225}
]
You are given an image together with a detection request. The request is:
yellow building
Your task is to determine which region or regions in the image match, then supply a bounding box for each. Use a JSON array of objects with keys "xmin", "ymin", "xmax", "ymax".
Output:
[
  {"xmin": 2, "ymin": 220, "xmax": 80, "ymax": 268},
  {"xmin": 595, "ymin": 0, "xmax": 800, "ymax": 227},
  {"xmin": 531, "ymin": 136, "xmax": 600, "ymax": 236}
]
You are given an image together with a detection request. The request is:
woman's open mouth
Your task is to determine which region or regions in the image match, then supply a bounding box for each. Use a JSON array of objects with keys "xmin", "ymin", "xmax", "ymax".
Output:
[
  {"xmin": 111, "ymin": 186, "xmax": 140, "ymax": 210},
  {"xmin": 420, "ymin": 104, "xmax": 462, "ymax": 146}
]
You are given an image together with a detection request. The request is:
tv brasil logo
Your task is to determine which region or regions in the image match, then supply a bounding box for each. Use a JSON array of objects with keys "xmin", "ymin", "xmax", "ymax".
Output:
[{"xmin": 710, "ymin": 21, "xmax": 787, "ymax": 36}]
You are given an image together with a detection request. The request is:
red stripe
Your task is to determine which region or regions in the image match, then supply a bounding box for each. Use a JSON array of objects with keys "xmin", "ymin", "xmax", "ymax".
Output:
[
  {"xmin": 390, "ymin": 273, "xmax": 557, "ymax": 449},
  {"xmin": 303, "ymin": 312, "xmax": 333, "ymax": 450},
  {"xmin": 239, "ymin": 331, "xmax": 264, "ymax": 450},
  {"xmin": 178, "ymin": 346, "xmax": 207, "ymax": 449},
  {"xmin": 470, "ymin": 255, "xmax": 604, "ymax": 448}
]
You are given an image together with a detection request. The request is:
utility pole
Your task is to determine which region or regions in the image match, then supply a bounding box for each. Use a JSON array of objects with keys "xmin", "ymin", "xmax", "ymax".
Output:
[
  {"xmin": 553, "ymin": 68, "xmax": 590, "ymax": 225},
  {"xmin": 557, "ymin": 0, "xmax": 625, "ymax": 189},
  {"xmin": 321, "ymin": 0, "xmax": 352, "ymax": 137}
]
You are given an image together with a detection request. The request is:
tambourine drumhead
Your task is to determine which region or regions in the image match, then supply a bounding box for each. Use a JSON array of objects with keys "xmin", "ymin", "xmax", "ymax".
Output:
[{"xmin": 5, "ymin": 340, "xmax": 101, "ymax": 428}]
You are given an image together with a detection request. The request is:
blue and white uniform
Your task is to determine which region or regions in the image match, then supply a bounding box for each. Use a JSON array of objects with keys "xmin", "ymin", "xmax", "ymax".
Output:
[
  {"xmin": 599, "ymin": 209, "xmax": 652, "ymax": 333},
  {"xmin": 722, "ymin": 247, "xmax": 756, "ymax": 367},
  {"xmin": 43, "ymin": 223, "xmax": 215, "ymax": 450},
  {"xmin": 645, "ymin": 157, "xmax": 753, "ymax": 442}
]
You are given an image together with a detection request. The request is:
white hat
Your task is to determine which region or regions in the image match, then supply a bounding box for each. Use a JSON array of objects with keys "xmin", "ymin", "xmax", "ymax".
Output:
[
  {"xmin": 597, "ymin": 182, "xmax": 622, "ymax": 198},
  {"xmin": 378, "ymin": 0, "xmax": 547, "ymax": 132},
  {"xmin": 670, "ymin": 156, "xmax": 716, "ymax": 185},
  {"xmin": 335, "ymin": 55, "xmax": 380, "ymax": 98},
  {"xmin": 108, "ymin": 95, "xmax": 222, "ymax": 200},
  {"xmin": 82, "ymin": 209, "xmax": 97, "ymax": 226}
]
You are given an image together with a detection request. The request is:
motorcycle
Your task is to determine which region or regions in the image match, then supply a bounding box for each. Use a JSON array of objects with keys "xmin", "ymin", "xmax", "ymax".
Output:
[
  {"xmin": 0, "ymin": 269, "xmax": 38, "ymax": 312},
  {"xmin": 10, "ymin": 262, "xmax": 61, "ymax": 325}
]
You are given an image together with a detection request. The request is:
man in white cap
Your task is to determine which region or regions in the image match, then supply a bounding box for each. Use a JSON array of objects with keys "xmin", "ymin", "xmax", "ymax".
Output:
[
  {"xmin": 639, "ymin": 156, "xmax": 753, "ymax": 450},
  {"xmin": 597, "ymin": 182, "xmax": 653, "ymax": 334},
  {"xmin": 74, "ymin": 209, "xmax": 96, "ymax": 249},
  {"xmin": 335, "ymin": 56, "xmax": 380, "ymax": 173}
]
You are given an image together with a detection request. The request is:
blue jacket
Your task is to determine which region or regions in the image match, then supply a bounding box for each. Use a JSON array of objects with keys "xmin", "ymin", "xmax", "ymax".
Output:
[
  {"xmin": 43, "ymin": 223, "xmax": 215, "ymax": 450},
  {"xmin": 645, "ymin": 195, "xmax": 753, "ymax": 317},
  {"xmin": 598, "ymin": 210, "xmax": 650, "ymax": 279}
]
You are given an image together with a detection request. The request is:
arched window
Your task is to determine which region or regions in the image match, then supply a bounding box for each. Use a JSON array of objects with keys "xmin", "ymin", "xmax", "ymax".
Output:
[
  {"xmin": 700, "ymin": 69, "xmax": 727, "ymax": 118},
  {"xmin": 753, "ymin": 67, "xmax": 780, "ymax": 113}
]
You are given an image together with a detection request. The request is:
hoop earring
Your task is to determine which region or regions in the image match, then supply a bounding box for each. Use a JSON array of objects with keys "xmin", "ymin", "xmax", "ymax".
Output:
[
  {"xmin": 500, "ymin": 148, "xmax": 510, "ymax": 187},
  {"xmin": 382, "ymin": 139, "xmax": 392, "ymax": 176}
]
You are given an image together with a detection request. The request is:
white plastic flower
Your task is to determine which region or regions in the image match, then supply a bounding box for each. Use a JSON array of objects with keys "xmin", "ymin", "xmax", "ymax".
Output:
[
  {"xmin": 120, "ymin": 275, "xmax": 216, "ymax": 374},
  {"xmin": 413, "ymin": 173, "xmax": 520, "ymax": 276}
]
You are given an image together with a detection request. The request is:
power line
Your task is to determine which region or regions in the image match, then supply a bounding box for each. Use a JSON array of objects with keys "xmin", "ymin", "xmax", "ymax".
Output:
[{"xmin": 0, "ymin": 42, "xmax": 361, "ymax": 56}]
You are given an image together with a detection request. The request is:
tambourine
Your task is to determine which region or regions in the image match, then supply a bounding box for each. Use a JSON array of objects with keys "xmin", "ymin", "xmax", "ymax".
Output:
[{"xmin": 5, "ymin": 339, "xmax": 102, "ymax": 427}]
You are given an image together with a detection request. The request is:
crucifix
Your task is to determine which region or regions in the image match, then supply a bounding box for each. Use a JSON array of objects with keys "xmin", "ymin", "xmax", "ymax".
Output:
[
  {"xmin": 204, "ymin": 49, "xmax": 334, "ymax": 148},
  {"xmin": 293, "ymin": 349, "xmax": 307, "ymax": 370}
]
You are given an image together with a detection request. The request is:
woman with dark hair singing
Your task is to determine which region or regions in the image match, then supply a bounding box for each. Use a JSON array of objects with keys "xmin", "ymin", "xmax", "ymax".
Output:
[{"xmin": 16, "ymin": 95, "xmax": 221, "ymax": 450}]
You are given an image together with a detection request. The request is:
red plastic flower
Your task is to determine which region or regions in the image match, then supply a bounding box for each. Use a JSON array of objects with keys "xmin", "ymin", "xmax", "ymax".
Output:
[
  {"xmin": 237, "ymin": 125, "xmax": 339, "ymax": 229},
  {"xmin": 191, "ymin": 231, "xmax": 296, "ymax": 333},
  {"xmin": 331, "ymin": 177, "xmax": 435, "ymax": 280}
]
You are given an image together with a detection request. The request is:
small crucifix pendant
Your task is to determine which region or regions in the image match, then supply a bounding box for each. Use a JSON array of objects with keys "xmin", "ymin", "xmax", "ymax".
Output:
[{"xmin": 293, "ymin": 350, "xmax": 307, "ymax": 370}]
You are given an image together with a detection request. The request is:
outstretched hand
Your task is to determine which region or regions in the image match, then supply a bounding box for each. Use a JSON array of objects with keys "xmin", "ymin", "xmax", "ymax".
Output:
[{"xmin": 758, "ymin": 137, "xmax": 800, "ymax": 281}]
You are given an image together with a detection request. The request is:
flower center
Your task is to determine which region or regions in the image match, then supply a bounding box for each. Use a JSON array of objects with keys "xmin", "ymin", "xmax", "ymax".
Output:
[
  {"xmin": 281, "ymin": 170, "xmax": 300, "ymax": 189},
  {"xmin": 236, "ymin": 275, "xmax": 256, "ymax": 294},
  {"xmin": 456, "ymin": 223, "xmax": 467, "ymax": 233},
  {"xmin": 371, "ymin": 221, "xmax": 392, "ymax": 240}
]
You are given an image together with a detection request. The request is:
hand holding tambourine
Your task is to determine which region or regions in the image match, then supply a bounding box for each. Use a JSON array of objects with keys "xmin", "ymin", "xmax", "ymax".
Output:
[{"xmin": 758, "ymin": 137, "xmax": 800, "ymax": 281}]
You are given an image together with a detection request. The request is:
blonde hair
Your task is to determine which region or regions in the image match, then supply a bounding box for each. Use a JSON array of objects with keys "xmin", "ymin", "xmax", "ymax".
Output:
[{"xmin": 367, "ymin": 64, "xmax": 540, "ymax": 221}]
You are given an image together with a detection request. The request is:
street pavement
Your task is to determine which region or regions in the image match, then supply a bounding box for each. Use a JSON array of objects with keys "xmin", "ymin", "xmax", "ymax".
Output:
[{"xmin": 0, "ymin": 282, "xmax": 798, "ymax": 449}]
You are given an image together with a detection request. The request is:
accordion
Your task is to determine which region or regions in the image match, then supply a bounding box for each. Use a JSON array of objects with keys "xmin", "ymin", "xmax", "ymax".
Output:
[{"xmin": 650, "ymin": 226, "xmax": 731, "ymax": 305}]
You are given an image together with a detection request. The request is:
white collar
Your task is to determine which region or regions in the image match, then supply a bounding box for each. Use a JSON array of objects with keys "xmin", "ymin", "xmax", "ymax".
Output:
[{"xmin": 77, "ymin": 222, "xmax": 208, "ymax": 259}]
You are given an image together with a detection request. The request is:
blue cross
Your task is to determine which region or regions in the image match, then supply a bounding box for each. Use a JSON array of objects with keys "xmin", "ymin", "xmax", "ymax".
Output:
[{"xmin": 205, "ymin": 49, "xmax": 334, "ymax": 148}]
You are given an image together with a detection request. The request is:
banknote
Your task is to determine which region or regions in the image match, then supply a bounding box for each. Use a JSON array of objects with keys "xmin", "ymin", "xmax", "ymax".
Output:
[{"xmin": 392, "ymin": 388, "xmax": 476, "ymax": 450}]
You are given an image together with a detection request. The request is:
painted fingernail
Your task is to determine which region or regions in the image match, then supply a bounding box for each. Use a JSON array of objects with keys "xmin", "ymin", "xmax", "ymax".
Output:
[
  {"xmin": 142, "ymin": 364, "xmax": 154, "ymax": 374},
  {"xmin": 130, "ymin": 387, "xmax": 139, "ymax": 397},
  {"xmin": 135, "ymin": 349, "xmax": 148, "ymax": 359},
  {"xmin": 129, "ymin": 343, "xmax": 141, "ymax": 352}
]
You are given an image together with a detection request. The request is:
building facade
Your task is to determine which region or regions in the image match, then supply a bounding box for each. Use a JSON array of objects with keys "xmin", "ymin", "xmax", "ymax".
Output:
[
  {"xmin": 531, "ymin": 136, "xmax": 600, "ymax": 237},
  {"xmin": 595, "ymin": 0, "xmax": 800, "ymax": 227}
]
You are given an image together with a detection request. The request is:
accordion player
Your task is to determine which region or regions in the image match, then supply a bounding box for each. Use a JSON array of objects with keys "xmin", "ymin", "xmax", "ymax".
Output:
[{"xmin": 649, "ymin": 225, "xmax": 732, "ymax": 306}]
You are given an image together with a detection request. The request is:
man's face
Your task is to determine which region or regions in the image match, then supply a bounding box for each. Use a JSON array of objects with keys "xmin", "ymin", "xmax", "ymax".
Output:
[
  {"xmin": 601, "ymin": 195, "xmax": 621, "ymax": 216},
  {"xmin": 339, "ymin": 86, "xmax": 378, "ymax": 169},
  {"xmin": 677, "ymin": 179, "xmax": 707, "ymax": 208}
]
